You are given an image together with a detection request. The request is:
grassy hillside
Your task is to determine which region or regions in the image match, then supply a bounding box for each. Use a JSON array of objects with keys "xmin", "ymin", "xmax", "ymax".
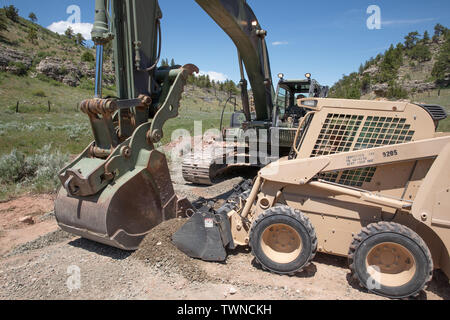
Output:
[
  {"xmin": 0, "ymin": 7, "xmax": 240, "ymax": 201},
  {"xmin": 0, "ymin": 70, "xmax": 237, "ymax": 200}
]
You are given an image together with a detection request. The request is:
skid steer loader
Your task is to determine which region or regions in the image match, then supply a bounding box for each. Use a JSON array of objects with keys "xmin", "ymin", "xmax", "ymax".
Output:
[{"xmin": 174, "ymin": 97, "xmax": 450, "ymax": 298}]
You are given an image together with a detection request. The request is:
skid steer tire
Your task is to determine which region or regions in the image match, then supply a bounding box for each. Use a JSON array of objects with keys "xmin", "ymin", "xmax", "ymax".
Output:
[
  {"xmin": 249, "ymin": 206, "xmax": 317, "ymax": 275},
  {"xmin": 349, "ymin": 222, "xmax": 433, "ymax": 299}
]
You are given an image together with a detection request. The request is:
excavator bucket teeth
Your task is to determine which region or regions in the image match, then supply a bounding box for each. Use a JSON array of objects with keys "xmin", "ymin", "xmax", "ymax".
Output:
[{"xmin": 172, "ymin": 210, "xmax": 233, "ymax": 262}]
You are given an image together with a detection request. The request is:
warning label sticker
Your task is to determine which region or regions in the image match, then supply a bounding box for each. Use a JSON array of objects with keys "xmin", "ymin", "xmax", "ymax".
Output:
[{"xmin": 204, "ymin": 218, "xmax": 214, "ymax": 228}]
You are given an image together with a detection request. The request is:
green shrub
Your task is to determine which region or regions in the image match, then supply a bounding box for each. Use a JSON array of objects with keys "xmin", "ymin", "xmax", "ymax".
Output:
[
  {"xmin": 0, "ymin": 145, "xmax": 69, "ymax": 194},
  {"xmin": 37, "ymin": 51, "xmax": 49, "ymax": 59},
  {"xmin": 432, "ymin": 30, "xmax": 450, "ymax": 83},
  {"xmin": 8, "ymin": 62, "xmax": 28, "ymax": 76},
  {"xmin": 408, "ymin": 44, "xmax": 432, "ymax": 62},
  {"xmin": 32, "ymin": 90, "xmax": 46, "ymax": 97},
  {"xmin": 386, "ymin": 81, "xmax": 408, "ymax": 99},
  {"xmin": 0, "ymin": 149, "xmax": 27, "ymax": 183},
  {"xmin": 3, "ymin": 5, "xmax": 19, "ymax": 22},
  {"xmin": 81, "ymin": 51, "xmax": 95, "ymax": 62}
]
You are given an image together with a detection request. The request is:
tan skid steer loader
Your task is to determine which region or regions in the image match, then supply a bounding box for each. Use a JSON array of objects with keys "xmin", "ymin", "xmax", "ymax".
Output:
[{"xmin": 174, "ymin": 97, "xmax": 450, "ymax": 298}]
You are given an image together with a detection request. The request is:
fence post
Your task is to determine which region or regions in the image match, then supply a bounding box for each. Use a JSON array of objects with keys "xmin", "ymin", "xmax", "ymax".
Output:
[
  {"xmin": 16, "ymin": 101, "xmax": 19, "ymax": 113},
  {"xmin": 48, "ymin": 100, "xmax": 51, "ymax": 112}
]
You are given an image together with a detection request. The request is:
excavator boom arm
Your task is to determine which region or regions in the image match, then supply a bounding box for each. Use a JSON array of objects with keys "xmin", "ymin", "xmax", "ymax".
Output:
[{"xmin": 195, "ymin": 0, "xmax": 274, "ymax": 121}]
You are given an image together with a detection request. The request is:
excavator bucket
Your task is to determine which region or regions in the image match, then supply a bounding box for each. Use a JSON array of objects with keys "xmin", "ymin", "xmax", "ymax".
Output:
[
  {"xmin": 55, "ymin": 117, "xmax": 194, "ymax": 251},
  {"xmin": 55, "ymin": 145, "xmax": 181, "ymax": 250}
]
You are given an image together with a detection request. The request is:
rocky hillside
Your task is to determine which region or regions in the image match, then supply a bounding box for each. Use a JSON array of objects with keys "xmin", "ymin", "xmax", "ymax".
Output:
[
  {"xmin": 330, "ymin": 24, "xmax": 450, "ymax": 100},
  {"xmin": 0, "ymin": 8, "xmax": 115, "ymax": 89}
]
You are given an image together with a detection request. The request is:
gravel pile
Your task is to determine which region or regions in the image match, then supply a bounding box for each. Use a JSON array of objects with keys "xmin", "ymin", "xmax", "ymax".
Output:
[
  {"xmin": 4, "ymin": 229, "xmax": 75, "ymax": 258},
  {"xmin": 131, "ymin": 218, "xmax": 211, "ymax": 283}
]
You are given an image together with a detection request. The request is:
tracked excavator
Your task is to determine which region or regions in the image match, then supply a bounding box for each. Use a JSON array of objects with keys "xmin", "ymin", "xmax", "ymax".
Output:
[
  {"xmin": 182, "ymin": 72, "xmax": 329, "ymax": 185},
  {"xmin": 181, "ymin": 10, "xmax": 330, "ymax": 185}
]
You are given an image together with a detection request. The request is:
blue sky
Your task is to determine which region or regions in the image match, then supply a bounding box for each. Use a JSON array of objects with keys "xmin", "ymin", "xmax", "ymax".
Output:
[{"xmin": 3, "ymin": 0, "xmax": 449, "ymax": 86}]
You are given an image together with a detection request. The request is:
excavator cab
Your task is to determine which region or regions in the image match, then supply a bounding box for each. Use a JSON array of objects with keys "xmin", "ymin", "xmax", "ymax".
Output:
[{"xmin": 273, "ymin": 74, "xmax": 328, "ymax": 127}]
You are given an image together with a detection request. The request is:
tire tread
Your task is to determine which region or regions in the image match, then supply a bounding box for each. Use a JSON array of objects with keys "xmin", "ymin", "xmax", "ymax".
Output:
[
  {"xmin": 348, "ymin": 221, "xmax": 433, "ymax": 299},
  {"xmin": 249, "ymin": 206, "xmax": 318, "ymax": 276}
]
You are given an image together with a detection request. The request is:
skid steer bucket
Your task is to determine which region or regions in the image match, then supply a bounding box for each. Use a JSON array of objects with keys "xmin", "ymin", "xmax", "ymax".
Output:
[{"xmin": 172, "ymin": 207, "xmax": 234, "ymax": 262}]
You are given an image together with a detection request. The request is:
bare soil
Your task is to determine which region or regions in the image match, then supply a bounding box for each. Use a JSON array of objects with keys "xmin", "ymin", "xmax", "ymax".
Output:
[
  {"xmin": 0, "ymin": 164, "xmax": 449, "ymax": 300},
  {"xmin": 0, "ymin": 194, "xmax": 57, "ymax": 256}
]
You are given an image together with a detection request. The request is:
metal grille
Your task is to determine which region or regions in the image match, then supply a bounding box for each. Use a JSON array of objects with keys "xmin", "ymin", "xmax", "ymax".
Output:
[
  {"xmin": 354, "ymin": 117, "xmax": 415, "ymax": 150},
  {"xmin": 311, "ymin": 114, "xmax": 364, "ymax": 157},
  {"xmin": 276, "ymin": 128, "xmax": 297, "ymax": 147},
  {"xmin": 338, "ymin": 167, "xmax": 377, "ymax": 187},
  {"xmin": 314, "ymin": 115, "xmax": 415, "ymax": 187}
]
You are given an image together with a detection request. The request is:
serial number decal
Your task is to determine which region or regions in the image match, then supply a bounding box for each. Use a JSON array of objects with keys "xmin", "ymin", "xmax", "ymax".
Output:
[
  {"xmin": 383, "ymin": 150, "xmax": 398, "ymax": 158},
  {"xmin": 346, "ymin": 152, "xmax": 375, "ymax": 166}
]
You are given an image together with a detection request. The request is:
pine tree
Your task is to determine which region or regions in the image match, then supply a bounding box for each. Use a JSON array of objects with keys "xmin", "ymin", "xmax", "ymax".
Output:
[
  {"xmin": 26, "ymin": 28, "xmax": 38, "ymax": 44},
  {"xmin": 0, "ymin": 11, "xmax": 7, "ymax": 32},
  {"xmin": 432, "ymin": 29, "xmax": 450, "ymax": 83},
  {"xmin": 161, "ymin": 58, "xmax": 169, "ymax": 67},
  {"xmin": 75, "ymin": 33, "xmax": 86, "ymax": 46},
  {"xmin": 434, "ymin": 24, "xmax": 446, "ymax": 38},
  {"xmin": 65, "ymin": 26, "xmax": 74, "ymax": 39},
  {"xmin": 423, "ymin": 30, "xmax": 430, "ymax": 42},
  {"xmin": 404, "ymin": 31, "xmax": 420, "ymax": 49},
  {"xmin": 28, "ymin": 12, "xmax": 37, "ymax": 23},
  {"xmin": 3, "ymin": 5, "xmax": 19, "ymax": 22}
]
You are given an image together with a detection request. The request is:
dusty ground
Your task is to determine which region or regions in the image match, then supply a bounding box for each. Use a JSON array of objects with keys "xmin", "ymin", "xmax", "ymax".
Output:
[{"xmin": 0, "ymin": 162, "xmax": 449, "ymax": 300}]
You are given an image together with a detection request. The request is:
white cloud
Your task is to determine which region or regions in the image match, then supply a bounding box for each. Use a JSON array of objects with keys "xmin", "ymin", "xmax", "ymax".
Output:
[
  {"xmin": 382, "ymin": 18, "xmax": 437, "ymax": 26},
  {"xmin": 198, "ymin": 71, "xmax": 229, "ymax": 82},
  {"xmin": 47, "ymin": 21, "xmax": 93, "ymax": 40},
  {"xmin": 272, "ymin": 41, "xmax": 289, "ymax": 46}
]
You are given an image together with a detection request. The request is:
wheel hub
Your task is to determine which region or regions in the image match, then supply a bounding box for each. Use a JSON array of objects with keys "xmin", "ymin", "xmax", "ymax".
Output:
[
  {"xmin": 366, "ymin": 242, "xmax": 417, "ymax": 287},
  {"xmin": 261, "ymin": 224, "xmax": 302, "ymax": 264}
]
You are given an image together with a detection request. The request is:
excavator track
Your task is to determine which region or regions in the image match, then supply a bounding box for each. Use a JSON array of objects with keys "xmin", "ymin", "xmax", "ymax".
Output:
[{"xmin": 182, "ymin": 146, "xmax": 228, "ymax": 185}]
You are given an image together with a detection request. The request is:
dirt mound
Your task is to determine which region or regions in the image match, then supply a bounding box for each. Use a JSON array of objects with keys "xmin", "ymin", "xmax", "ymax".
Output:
[{"xmin": 131, "ymin": 218, "xmax": 210, "ymax": 283}]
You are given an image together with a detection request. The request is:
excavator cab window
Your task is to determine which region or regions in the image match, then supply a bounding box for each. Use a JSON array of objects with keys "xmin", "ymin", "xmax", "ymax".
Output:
[
  {"xmin": 276, "ymin": 87, "xmax": 289, "ymax": 119},
  {"xmin": 275, "ymin": 83, "xmax": 307, "ymax": 126}
]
